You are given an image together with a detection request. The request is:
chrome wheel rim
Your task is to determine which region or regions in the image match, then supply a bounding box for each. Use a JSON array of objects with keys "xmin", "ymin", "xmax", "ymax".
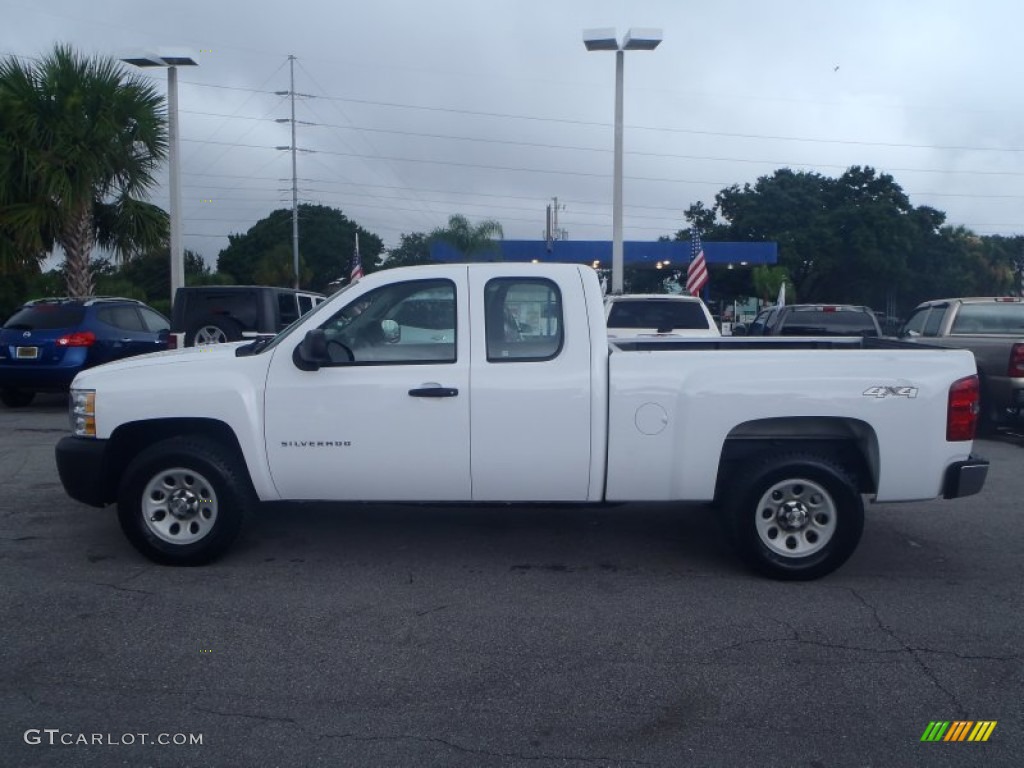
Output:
[
  {"xmin": 141, "ymin": 467, "xmax": 219, "ymax": 545},
  {"xmin": 755, "ymin": 477, "xmax": 836, "ymax": 558},
  {"xmin": 194, "ymin": 326, "xmax": 227, "ymax": 345}
]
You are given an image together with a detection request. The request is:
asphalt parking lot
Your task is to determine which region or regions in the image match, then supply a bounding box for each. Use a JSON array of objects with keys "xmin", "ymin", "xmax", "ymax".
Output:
[{"xmin": 2, "ymin": 394, "xmax": 1022, "ymax": 767}]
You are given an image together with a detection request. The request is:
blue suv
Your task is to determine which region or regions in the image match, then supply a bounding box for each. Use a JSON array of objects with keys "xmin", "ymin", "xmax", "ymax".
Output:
[{"xmin": 0, "ymin": 297, "xmax": 172, "ymax": 407}]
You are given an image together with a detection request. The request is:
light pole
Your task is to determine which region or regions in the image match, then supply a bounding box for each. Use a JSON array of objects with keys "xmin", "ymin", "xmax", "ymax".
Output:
[
  {"xmin": 120, "ymin": 48, "xmax": 198, "ymax": 306},
  {"xmin": 583, "ymin": 28, "xmax": 662, "ymax": 295}
]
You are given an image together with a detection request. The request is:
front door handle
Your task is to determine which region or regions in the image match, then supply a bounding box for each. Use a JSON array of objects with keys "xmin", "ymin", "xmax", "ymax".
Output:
[{"xmin": 408, "ymin": 387, "xmax": 459, "ymax": 398}]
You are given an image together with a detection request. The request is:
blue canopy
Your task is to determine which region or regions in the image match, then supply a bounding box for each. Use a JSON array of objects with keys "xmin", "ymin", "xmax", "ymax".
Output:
[{"xmin": 430, "ymin": 239, "xmax": 777, "ymax": 267}]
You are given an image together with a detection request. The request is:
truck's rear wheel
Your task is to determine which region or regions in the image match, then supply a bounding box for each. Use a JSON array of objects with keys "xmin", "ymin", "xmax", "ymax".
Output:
[
  {"xmin": 726, "ymin": 454, "xmax": 864, "ymax": 580},
  {"xmin": 117, "ymin": 436, "xmax": 254, "ymax": 565}
]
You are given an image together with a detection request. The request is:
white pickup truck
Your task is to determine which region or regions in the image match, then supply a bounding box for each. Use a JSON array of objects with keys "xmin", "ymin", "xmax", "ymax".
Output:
[{"xmin": 55, "ymin": 263, "xmax": 989, "ymax": 579}]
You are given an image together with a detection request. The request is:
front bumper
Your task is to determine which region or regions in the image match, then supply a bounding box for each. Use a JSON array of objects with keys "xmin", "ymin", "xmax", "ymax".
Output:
[
  {"xmin": 55, "ymin": 436, "xmax": 110, "ymax": 507},
  {"xmin": 942, "ymin": 454, "xmax": 989, "ymax": 499}
]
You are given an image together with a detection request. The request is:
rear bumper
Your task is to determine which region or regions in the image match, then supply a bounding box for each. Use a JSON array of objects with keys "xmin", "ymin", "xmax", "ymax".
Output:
[
  {"xmin": 55, "ymin": 436, "xmax": 110, "ymax": 507},
  {"xmin": 942, "ymin": 455, "xmax": 989, "ymax": 499}
]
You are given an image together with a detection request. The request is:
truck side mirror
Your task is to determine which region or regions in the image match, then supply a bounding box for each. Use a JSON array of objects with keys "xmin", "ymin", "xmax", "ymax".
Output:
[
  {"xmin": 293, "ymin": 329, "xmax": 329, "ymax": 371},
  {"xmin": 381, "ymin": 319, "xmax": 401, "ymax": 344}
]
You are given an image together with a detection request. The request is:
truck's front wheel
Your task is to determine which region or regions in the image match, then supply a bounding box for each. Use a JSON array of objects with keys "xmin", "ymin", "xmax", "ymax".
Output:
[
  {"xmin": 727, "ymin": 454, "xmax": 864, "ymax": 580},
  {"xmin": 117, "ymin": 436, "xmax": 254, "ymax": 565}
]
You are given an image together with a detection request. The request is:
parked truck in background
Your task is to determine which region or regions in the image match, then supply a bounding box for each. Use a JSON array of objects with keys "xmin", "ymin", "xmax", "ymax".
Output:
[
  {"xmin": 900, "ymin": 297, "xmax": 1024, "ymax": 431},
  {"xmin": 55, "ymin": 264, "xmax": 988, "ymax": 580}
]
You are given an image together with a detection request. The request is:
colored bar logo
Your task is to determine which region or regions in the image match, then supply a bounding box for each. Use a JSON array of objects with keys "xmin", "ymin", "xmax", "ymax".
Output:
[{"xmin": 921, "ymin": 721, "xmax": 997, "ymax": 742}]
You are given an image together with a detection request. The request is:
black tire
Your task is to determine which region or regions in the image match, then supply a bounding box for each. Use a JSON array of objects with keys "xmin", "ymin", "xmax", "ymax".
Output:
[
  {"xmin": 0, "ymin": 388, "xmax": 35, "ymax": 408},
  {"xmin": 117, "ymin": 435, "xmax": 255, "ymax": 565},
  {"xmin": 187, "ymin": 317, "xmax": 242, "ymax": 347},
  {"xmin": 724, "ymin": 453, "xmax": 864, "ymax": 581}
]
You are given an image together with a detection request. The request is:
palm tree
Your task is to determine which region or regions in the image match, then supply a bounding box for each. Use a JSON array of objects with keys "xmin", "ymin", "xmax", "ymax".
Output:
[
  {"xmin": 0, "ymin": 45, "xmax": 168, "ymax": 296},
  {"xmin": 429, "ymin": 214, "xmax": 504, "ymax": 261}
]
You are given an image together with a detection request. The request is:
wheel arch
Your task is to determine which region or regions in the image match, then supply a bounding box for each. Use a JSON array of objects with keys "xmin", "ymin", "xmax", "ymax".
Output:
[
  {"xmin": 715, "ymin": 417, "xmax": 879, "ymax": 500},
  {"xmin": 101, "ymin": 418, "xmax": 250, "ymax": 504}
]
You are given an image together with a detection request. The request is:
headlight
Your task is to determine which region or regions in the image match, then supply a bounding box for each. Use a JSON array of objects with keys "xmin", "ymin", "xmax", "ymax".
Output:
[{"xmin": 70, "ymin": 389, "xmax": 96, "ymax": 437}]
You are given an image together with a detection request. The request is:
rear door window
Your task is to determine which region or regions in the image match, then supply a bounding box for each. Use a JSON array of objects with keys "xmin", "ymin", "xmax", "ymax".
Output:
[
  {"xmin": 485, "ymin": 278, "xmax": 562, "ymax": 362},
  {"xmin": 97, "ymin": 306, "xmax": 146, "ymax": 332}
]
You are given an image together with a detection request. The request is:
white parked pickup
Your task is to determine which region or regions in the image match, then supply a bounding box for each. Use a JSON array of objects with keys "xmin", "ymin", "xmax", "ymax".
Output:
[{"xmin": 56, "ymin": 263, "xmax": 989, "ymax": 579}]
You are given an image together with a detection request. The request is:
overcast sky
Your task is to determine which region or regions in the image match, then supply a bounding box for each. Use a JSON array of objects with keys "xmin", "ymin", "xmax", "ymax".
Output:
[{"xmin": 4, "ymin": 0, "xmax": 1024, "ymax": 268}]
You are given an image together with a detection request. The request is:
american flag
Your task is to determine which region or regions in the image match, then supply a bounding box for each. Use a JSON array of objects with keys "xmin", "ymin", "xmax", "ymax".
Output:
[
  {"xmin": 350, "ymin": 232, "xmax": 364, "ymax": 281},
  {"xmin": 686, "ymin": 227, "xmax": 708, "ymax": 296}
]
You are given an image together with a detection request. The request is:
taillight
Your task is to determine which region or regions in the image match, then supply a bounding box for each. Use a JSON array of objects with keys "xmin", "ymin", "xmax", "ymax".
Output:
[
  {"xmin": 1009, "ymin": 343, "xmax": 1024, "ymax": 378},
  {"xmin": 947, "ymin": 375, "xmax": 980, "ymax": 441},
  {"xmin": 56, "ymin": 331, "xmax": 96, "ymax": 347}
]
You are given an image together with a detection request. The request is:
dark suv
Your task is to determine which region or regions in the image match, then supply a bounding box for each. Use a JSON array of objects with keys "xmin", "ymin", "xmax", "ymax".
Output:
[
  {"xmin": 172, "ymin": 286, "xmax": 325, "ymax": 346},
  {"xmin": 0, "ymin": 297, "xmax": 172, "ymax": 407},
  {"xmin": 737, "ymin": 304, "xmax": 883, "ymax": 337}
]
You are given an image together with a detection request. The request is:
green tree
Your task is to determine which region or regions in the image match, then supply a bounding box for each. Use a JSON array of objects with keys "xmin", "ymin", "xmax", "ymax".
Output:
[
  {"xmin": 217, "ymin": 204, "xmax": 382, "ymax": 292},
  {"xmin": 253, "ymin": 243, "xmax": 312, "ymax": 287},
  {"xmin": 111, "ymin": 247, "xmax": 213, "ymax": 302},
  {"xmin": 382, "ymin": 231, "xmax": 433, "ymax": 269},
  {"xmin": 712, "ymin": 166, "xmax": 947, "ymax": 313},
  {"xmin": 751, "ymin": 266, "xmax": 792, "ymax": 302},
  {"xmin": 429, "ymin": 214, "xmax": 503, "ymax": 261},
  {"xmin": 0, "ymin": 45, "xmax": 169, "ymax": 297}
]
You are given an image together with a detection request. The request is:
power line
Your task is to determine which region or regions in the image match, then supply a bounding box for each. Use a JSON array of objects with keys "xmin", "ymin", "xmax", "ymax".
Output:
[
  {"xmin": 175, "ymin": 79, "xmax": 1024, "ymax": 154},
  {"xmin": 179, "ymin": 107, "xmax": 1024, "ymax": 179}
]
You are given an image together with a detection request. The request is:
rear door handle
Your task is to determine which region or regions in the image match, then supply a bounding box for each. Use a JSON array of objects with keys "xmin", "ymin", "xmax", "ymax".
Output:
[{"xmin": 408, "ymin": 387, "xmax": 459, "ymax": 398}]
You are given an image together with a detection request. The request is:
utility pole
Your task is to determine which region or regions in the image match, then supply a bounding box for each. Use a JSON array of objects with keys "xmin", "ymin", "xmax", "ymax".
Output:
[
  {"xmin": 288, "ymin": 55, "xmax": 299, "ymax": 289},
  {"xmin": 543, "ymin": 197, "xmax": 567, "ymax": 253},
  {"xmin": 275, "ymin": 56, "xmax": 302, "ymax": 289},
  {"xmin": 552, "ymin": 196, "xmax": 566, "ymax": 241}
]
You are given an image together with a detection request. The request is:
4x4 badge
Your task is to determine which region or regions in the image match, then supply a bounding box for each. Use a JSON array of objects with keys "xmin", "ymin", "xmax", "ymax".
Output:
[{"xmin": 863, "ymin": 385, "xmax": 918, "ymax": 399}]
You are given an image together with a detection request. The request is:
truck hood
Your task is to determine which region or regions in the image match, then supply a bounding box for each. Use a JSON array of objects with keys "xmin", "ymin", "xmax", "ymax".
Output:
[{"xmin": 71, "ymin": 342, "xmax": 251, "ymax": 387}]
